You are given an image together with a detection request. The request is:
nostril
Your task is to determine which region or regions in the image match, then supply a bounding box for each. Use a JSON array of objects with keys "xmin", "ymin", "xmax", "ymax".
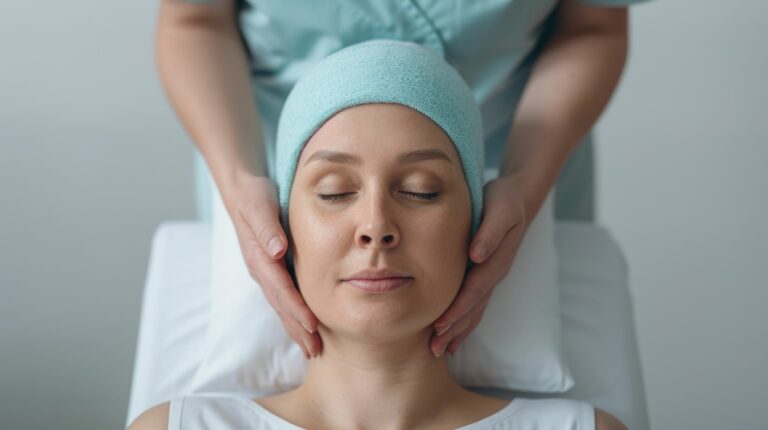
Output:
[{"xmin": 359, "ymin": 234, "xmax": 395, "ymax": 246}]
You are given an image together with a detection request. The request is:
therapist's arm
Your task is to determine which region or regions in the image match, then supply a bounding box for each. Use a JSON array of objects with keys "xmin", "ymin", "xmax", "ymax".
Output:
[
  {"xmin": 155, "ymin": 0, "xmax": 268, "ymax": 202},
  {"xmin": 155, "ymin": 0, "xmax": 322, "ymax": 359},
  {"xmin": 499, "ymin": 0, "xmax": 630, "ymax": 221},
  {"xmin": 431, "ymin": 0, "xmax": 631, "ymax": 355}
]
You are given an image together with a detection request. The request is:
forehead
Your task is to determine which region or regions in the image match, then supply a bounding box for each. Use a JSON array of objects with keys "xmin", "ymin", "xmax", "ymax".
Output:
[{"xmin": 298, "ymin": 103, "xmax": 459, "ymax": 164}]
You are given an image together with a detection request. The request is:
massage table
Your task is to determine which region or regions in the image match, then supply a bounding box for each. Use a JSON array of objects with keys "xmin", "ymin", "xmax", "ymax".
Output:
[{"xmin": 125, "ymin": 220, "xmax": 649, "ymax": 429}]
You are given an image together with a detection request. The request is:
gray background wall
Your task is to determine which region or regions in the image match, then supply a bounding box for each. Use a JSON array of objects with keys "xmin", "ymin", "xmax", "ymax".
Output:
[
  {"xmin": 1, "ymin": 0, "xmax": 765, "ymax": 429},
  {"xmin": 597, "ymin": 1, "xmax": 768, "ymax": 427}
]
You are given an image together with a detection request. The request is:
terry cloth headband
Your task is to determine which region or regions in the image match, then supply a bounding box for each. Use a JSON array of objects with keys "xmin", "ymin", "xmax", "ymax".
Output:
[{"xmin": 275, "ymin": 39, "xmax": 485, "ymax": 266}]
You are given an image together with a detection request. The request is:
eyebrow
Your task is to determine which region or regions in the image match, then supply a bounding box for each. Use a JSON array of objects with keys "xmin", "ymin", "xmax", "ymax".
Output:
[{"xmin": 303, "ymin": 148, "xmax": 453, "ymax": 167}]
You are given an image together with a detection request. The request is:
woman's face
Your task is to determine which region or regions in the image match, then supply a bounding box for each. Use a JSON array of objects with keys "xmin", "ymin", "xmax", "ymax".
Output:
[{"xmin": 287, "ymin": 103, "xmax": 472, "ymax": 341}]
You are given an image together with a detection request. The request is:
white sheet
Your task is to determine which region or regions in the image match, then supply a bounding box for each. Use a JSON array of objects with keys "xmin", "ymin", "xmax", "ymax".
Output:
[{"xmin": 126, "ymin": 221, "xmax": 648, "ymax": 429}]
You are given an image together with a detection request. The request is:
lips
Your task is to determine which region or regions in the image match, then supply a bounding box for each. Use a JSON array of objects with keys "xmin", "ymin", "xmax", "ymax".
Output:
[
  {"xmin": 344, "ymin": 277, "xmax": 413, "ymax": 293},
  {"xmin": 345, "ymin": 267, "xmax": 412, "ymax": 279},
  {"xmin": 343, "ymin": 267, "xmax": 414, "ymax": 293}
]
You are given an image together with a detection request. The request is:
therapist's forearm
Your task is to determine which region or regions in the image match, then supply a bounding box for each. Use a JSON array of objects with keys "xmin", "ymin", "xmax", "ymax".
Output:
[
  {"xmin": 155, "ymin": 3, "xmax": 268, "ymax": 209},
  {"xmin": 499, "ymin": 21, "xmax": 629, "ymax": 222}
]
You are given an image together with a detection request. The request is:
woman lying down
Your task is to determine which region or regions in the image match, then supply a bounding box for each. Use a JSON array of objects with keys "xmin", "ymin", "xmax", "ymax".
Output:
[{"xmin": 129, "ymin": 40, "xmax": 626, "ymax": 430}]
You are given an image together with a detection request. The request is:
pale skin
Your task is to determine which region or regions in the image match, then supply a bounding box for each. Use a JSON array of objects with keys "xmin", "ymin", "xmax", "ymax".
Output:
[
  {"xmin": 154, "ymin": 0, "xmax": 629, "ymax": 360},
  {"xmin": 128, "ymin": 104, "xmax": 628, "ymax": 430}
]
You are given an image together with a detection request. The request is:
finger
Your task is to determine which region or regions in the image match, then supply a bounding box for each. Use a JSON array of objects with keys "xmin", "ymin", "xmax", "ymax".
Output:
[
  {"xmin": 432, "ymin": 256, "xmax": 498, "ymax": 332},
  {"xmin": 431, "ymin": 288, "xmax": 492, "ymax": 357},
  {"xmin": 254, "ymin": 279, "xmax": 314, "ymax": 357},
  {"xmin": 266, "ymin": 263, "xmax": 320, "ymax": 335},
  {"xmin": 446, "ymin": 298, "xmax": 488, "ymax": 355},
  {"xmin": 305, "ymin": 327, "xmax": 323, "ymax": 357},
  {"xmin": 285, "ymin": 319, "xmax": 310, "ymax": 359},
  {"xmin": 242, "ymin": 240, "xmax": 323, "ymax": 355},
  {"xmin": 431, "ymin": 311, "xmax": 472, "ymax": 357},
  {"xmin": 432, "ymin": 280, "xmax": 487, "ymax": 334},
  {"xmin": 443, "ymin": 317, "xmax": 482, "ymax": 357},
  {"xmin": 471, "ymin": 176, "xmax": 528, "ymax": 263},
  {"xmin": 470, "ymin": 204, "xmax": 523, "ymax": 264},
  {"xmin": 436, "ymin": 225, "xmax": 524, "ymax": 331},
  {"xmin": 241, "ymin": 232, "xmax": 320, "ymax": 335},
  {"xmin": 275, "ymin": 267, "xmax": 320, "ymax": 334},
  {"xmin": 282, "ymin": 313, "xmax": 322, "ymax": 359}
]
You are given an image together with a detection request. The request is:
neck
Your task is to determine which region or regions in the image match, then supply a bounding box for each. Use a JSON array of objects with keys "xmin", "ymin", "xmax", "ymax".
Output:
[{"xmin": 293, "ymin": 325, "xmax": 467, "ymax": 429}]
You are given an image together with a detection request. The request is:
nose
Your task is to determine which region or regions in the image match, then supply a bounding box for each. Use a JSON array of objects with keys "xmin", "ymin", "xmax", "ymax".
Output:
[{"xmin": 355, "ymin": 190, "xmax": 400, "ymax": 250}]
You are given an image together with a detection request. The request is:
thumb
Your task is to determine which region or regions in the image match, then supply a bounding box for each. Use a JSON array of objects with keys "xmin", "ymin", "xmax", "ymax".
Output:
[
  {"xmin": 470, "ymin": 197, "xmax": 515, "ymax": 263},
  {"xmin": 236, "ymin": 178, "xmax": 288, "ymax": 260},
  {"xmin": 470, "ymin": 219, "xmax": 503, "ymax": 264},
  {"xmin": 262, "ymin": 227, "xmax": 287, "ymax": 260},
  {"xmin": 470, "ymin": 176, "xmax": 526, "ymax": 264}
]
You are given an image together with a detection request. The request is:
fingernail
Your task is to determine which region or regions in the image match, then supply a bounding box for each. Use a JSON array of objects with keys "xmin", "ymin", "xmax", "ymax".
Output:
[
  {"xmin": 434, "ymin": 345, "xmax": 445, "ymax": 358},
  {"xmin": 301, "ymin": 321, "xmax": 314, "ymax": 334},
  {"xmin": 474, "ymin": 243, "xmax": 487, "ymax": 260},
  {"xmin": 436, "ymin": 323, "xmax": 452, "ymax": 337},
  {"xmin": 268, "ymin": 237, "xmax": 283, "ymax": 257},
  {"xmin": 304, "ymin": 340, "xmax": 314, "ymax": 358}
]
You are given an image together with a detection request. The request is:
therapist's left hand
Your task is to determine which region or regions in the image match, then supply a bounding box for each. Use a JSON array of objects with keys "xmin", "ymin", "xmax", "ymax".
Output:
[{"xmin": 430, "ymin": 175, "xmax": 529, "ymax": 357}]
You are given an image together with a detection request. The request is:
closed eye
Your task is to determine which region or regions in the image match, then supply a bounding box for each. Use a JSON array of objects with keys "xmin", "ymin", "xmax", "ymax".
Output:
[
  {"xmin": 317, "ymin": 191, "xmax": 440, "ymax": 201},
  {"xmin": 400, "ymin": 191, "xmax": 440, "ymax": 200},
  {"xmin": 317, "ymin": 192, "xmax": 355, "ymax": 201}
]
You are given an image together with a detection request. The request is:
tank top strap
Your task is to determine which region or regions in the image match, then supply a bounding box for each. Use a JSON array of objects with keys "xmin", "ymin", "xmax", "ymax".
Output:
[{"xmin": 167, "ymin": 397, "xmax": 184, "ymax": 430}]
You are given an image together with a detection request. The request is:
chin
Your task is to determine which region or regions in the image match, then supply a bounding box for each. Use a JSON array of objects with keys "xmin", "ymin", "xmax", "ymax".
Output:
[{"xmin": 321, "ymin": 300, "xmax": 442, "ymax": 342}]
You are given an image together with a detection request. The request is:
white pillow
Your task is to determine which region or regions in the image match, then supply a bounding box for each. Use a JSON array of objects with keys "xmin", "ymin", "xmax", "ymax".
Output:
[{"xmin": 189, "ymin": 168, "xmax": 573, "ymax": 395}]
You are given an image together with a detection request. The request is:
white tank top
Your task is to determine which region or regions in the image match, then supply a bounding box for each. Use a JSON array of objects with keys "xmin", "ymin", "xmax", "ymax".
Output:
[{"xmin": 167, "ymin": 393, "xmax": 595, "ymax": 429}]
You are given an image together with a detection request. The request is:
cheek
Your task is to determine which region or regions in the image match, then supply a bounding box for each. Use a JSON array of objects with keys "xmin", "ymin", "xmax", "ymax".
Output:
[
  {"xmin": 411, "ymin": 203, "xmax": 470, "ymax": 262},
  {"xmin": 288, "ymin": 199, "xmax": 348, "ymax": 298},
  {"xmin": 414, "ymin": 179, "xmax": 472, "ymax": 246},
  {"xmin": 292, "ymin": 204, "xmax": 350, "ymax": 260},
  {"xmin": 405, "ymin": 205, "xmax": 471, "ymax": 301}
]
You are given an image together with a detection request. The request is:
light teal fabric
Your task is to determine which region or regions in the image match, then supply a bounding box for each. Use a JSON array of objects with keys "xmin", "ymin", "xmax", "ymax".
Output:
[{"xmin": 192, "ymin": 0, "xmax": 653, "ymax": 224}]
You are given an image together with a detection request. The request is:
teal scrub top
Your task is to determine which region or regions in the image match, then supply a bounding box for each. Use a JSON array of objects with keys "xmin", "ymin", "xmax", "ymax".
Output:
[{"xmin": 192, "ymin": 0, "xmax": 653, "ymax": 223}]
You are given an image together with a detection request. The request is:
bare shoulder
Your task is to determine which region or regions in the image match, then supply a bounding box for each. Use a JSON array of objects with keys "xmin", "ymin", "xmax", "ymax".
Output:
[
  {"xmin": 450, "ymin": 390, "xmax": 514, "ymax": 424},
  {"xmin": 126, "ymin": 401, "xmax": 171, "ymax": 430},
  {"xmin": 594, "ymin": 407, "xmax": 628, "ymax": 430},
  {"xmin": 253, "ymin": 388, "xmax": 301, "ymax": 417}
]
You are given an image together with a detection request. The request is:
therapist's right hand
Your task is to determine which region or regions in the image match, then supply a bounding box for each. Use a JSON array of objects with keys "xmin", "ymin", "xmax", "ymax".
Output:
[{"xmin": 226, "ymin": 174, "xmax": 322, "ymax": 360}]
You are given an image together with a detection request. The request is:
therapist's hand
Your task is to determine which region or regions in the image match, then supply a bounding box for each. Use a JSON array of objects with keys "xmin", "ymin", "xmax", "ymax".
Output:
[
  {"xmin": 430, "ymin": 175, "xmax": 528, "ymax": 357},
  {"xmin": 227, "ymin": 175, "xmax": 322, "ymax": 360}
]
